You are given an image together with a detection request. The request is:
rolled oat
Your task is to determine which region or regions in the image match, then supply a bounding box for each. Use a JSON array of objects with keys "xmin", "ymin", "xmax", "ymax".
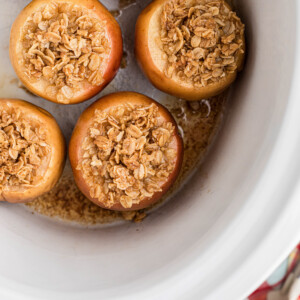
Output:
[
  {"xmin": 160, "ymin": 0, "xmax": 245, "ymax": 87},
  {"xmin": 22, "ymin": 2, "xmax": 110, "ymax": 103},
  {"xmin": 77, "ymin": 103, "xmax": 177, "ymax": 209},
  {"xmin": 0, "ymin": 107, "xmax": 50, "ymax": 192}
]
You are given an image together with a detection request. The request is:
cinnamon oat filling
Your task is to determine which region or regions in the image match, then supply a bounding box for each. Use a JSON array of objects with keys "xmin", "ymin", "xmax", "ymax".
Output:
[
  {"xmin": 0, "ymin": 108, "xmax": 50, "ymax": 192},
  {"xmin": 160, "ymin": 0, "xmax": 245, "ymax": 87},
  {"xmin": 21, "ymin": 2, "xmax": 110, "ymax": 103},
  {"xmin": 77, "ymin": 103, "xmax": 177, "ymax": 209}
]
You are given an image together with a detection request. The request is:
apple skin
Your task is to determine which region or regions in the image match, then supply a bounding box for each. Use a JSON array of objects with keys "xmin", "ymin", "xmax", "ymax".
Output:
[
  {"xmin": 135, "ymin": 0, "xmax": 245, "ymax": 101},
  {"xmin": 10, "ymin": 0, "xmax": 123, "ymax": 104},
  {"xmin": 0, "ymin": 99, "xmax": 66, "ymax": 203},
  {"xmin": 69, "ymin": 92, "xmax": 184, "ymax": 211}
]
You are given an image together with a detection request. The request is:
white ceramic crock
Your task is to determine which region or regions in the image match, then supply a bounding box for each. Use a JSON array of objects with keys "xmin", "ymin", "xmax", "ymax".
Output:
[{"xmin": 0, "ymin": 0, "xmax": 299, "ymax": 299}]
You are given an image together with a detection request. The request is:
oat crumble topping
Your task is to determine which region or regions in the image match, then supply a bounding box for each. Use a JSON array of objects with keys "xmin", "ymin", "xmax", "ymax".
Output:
[
  {"xmin": 22, "ymin": 2, "xmax": 110, "ymax": 103},
  {"xmin": 77, "ymin": 103, "xmax": 177, "ymax": 209},
  {"xmin": 0, "ymin": 107, "xmax": 50, "ymax": 193},
  {"xmin": 160, "ymin": 0, "xmax": 245, "ymax": 87}
]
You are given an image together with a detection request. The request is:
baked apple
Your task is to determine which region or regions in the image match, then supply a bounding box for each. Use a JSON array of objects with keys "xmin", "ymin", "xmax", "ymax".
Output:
[
  {"xmin": 10, "ymin": 0, "xmax": 123, "ymax": 104},
  {"xmin": 135, "ymin": 0, "xmax": 245, "ymax": 101},
  {"xmin": 0, "ymin": 99, "xmax": 65, "ymax": 203},
  {"xmin": 69, "ymin": 92, "xmax": 183, "ymax": 211}
]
